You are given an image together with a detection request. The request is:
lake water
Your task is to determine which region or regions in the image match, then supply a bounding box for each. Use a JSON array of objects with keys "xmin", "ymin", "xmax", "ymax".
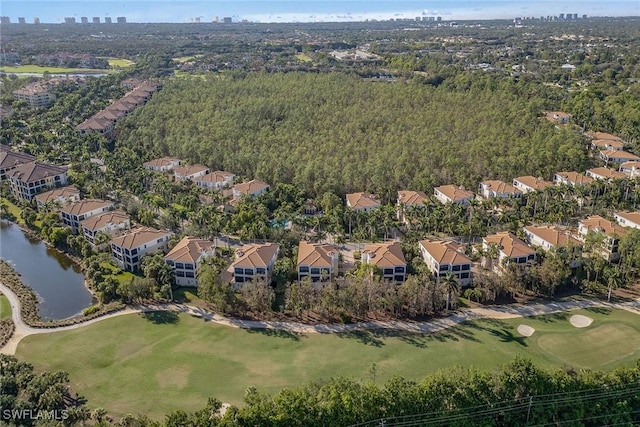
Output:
[{"xmin": 0, "ymin": 221, "xmax": 93, "ymax": 320}]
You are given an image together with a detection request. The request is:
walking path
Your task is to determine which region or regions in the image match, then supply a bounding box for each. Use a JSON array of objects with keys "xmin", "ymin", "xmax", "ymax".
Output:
[{"xmin": 2, "ymin": 282, "xmax": 640, "ymax": 356}]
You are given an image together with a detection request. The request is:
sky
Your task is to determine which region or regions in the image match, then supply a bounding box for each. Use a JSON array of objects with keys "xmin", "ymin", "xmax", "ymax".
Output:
[{"xmin": 1, "ymin": 1, "xmax": 638, "ymax": 24}]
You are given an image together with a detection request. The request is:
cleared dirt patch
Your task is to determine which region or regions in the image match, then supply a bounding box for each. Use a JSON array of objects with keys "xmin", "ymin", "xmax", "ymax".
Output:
[
  {"xmin": 569, "ymin": 314, "xmax": 593, "ymax": 328},
  {"xmin": 517, "ymin": 324, "xmax": 535, "ymax": 337}
]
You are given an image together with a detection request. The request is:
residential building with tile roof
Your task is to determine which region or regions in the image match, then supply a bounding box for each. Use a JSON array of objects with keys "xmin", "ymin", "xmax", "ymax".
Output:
[
  {"xmin": 361, "ymin": 242, "xmax": 406, "ymax": 282},
  {"xmin": 419, "ymin": 240, "xmax": 472, "ymax": 286},
  {"xmin": 585, "ymin": 167, "xmax": 626, "ymax": 181},
  {"xmin": 195, "ymin": 170, "xmax": 236, "ymax": 190},
  {"xmin": 590, "ymin": 139, "xmax": 624, "ymax": 151},
  {"xmin": 482, "ymin": 232, "xmax": 536, "ymax": 271},
  {"xmin": 60, "ymin": 199, "xmax": 114, "ymax": 233},
  {"xmin": 512, "ymin": 176, "xmax": 553, "ymax": 194},
  {"xmin": 164, "ymin": 236, "xmax": 216, "ymax": 287},
  {"xmin": 229, "ymin": 243, "xmax": 279, "ymax": 287},
  {"xmin": 578, "ymin": 215, "xmax": 628, "ymax": 262},
  {"xmin": 0, "ymin": 150, "xmax": 36, "ymax": 180},
  {"xmin": 619, "ymin": 161, "xmax": 640, "ymax": 178},
  {"xmin": 396, "ymin": 190, "xmax": 428, "ymax": 224},
  {"xmin": 553, "ymin": 171, "xmax": 593, "ymax": 187},
  {"xmin": 434, "ymin": 185, "xmax": 474, "ymax": 205},
  {"xmin": 478, "ymin": 180, "xmax": 522, "ymax": 199},
  {"xmin": 345, "ymin": 192, "xmax": 381, "ymax": 211},
  {"xmin": 599, "ymin": 149, "xmax": 640, "ymax": 165},
  {"xmin": 7, "ymin": 161, "xmax": 68, "ymax": 201},
  {"xmin": 297, "ymin": 241, "xmax": 339, "ymax": 282},
  {"xmin": 143, "ymin": 157, "xmax": 182, "ymax": 172},
  {"xmin": 34, "ymin": 186, "xmax": 81, "ymax": 209},
  {"xmin": 232, "ymin": 179, "xmax": 270, "ymax": 199},
  {"xmin": 174, "ymin": 164, "xmax": 210, "ymax": 181},
  {"xmin": 81, "ymin": 209, "xmax": 130, "ymax": 246},
  {"xmin": 614, "ymin": 211, "xmax": 640, "ymax": 230},
  {"xmin": 110, "ymin": 227, "xmax": 173, "ymax": 272}
]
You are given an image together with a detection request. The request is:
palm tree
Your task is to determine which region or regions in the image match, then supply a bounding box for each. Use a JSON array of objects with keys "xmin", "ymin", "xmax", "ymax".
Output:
[{"xmin": 442, "ymin": 272, "xmax": 460, "ymax": 312}]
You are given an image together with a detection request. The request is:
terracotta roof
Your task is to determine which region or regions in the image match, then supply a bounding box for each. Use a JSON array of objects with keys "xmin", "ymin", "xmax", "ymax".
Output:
[
  {"xmin": 524, "ymin": 225, "xmax": 581, "ymax": 248},
  {"xmin": 81, "ymin": 209, "xmax": 130, "ymax": 232},
  {"xmin": 480, "ymin": 180, "xmax": 521, "ymax": 195},
  {"xmin": 419, "ymin": 240, "xmax": 471, "ymax": 265},
  {"xmin": 195, "ymin": 170, "xmax": 235, "ymax": 184},
  {"xmin": 297, "ymin": 241, "xmax": 338, "ymax": 268},
  {"xmin": 586, "ymin": 167, "xmax": 626, "ymax": 179},
  {"xmin": 110, "ymin": 227, "xmax": 172, "ymax": 250},
  {"xmin": 233, "ymin": 179, "xmax": 270, "ymax": 195},
  {"xmin": 554, "ymin": 171, "xmax": 593, "ymax": 186},
  {"xmin": 174, "ymin": 164, "xmax": 209, "ymax": 177},
  {"xmin": 34, "ymin": 186, "xmax": 80, "ymax": 204},
  {"xmin": 579, "ymin": 216, "xmax": 627, "ymax": 237},
  {"xmin": 591, "ymin": 139, "xmax": 624, "ymax": 150},
  {"xmin": 435, "ymin": 185, "xmax": 474, "ymax": 202},
  {"xmin": 614, "ymin": 211, "xmax": 640, "ymax": 227},
  {"xmin": 7, "ymin": 161, "xmax": 67, "ymax": 183},
  {"xmin": 164, "ymin": 236, "xmax": 216, "ymax": 264},
  {"xmin": 546, "ymin": 111, "xmax": 571, "ymax": 121},
  {"xmin": 232, "ymin": 243, "xmax": 279, "ymax": 268},
  {"xmin": 620, "ymin": 161, "xmax": 640, "ymax": 170},
  {"xmin": 397, "ymin": 190, "xmax": 428, "ymax": 206},
  {"xmin": 600, "ymin": 150, "xmax": 640, "ymax": 161},
  {"xmin": 483, "ymin": 232, "xmax": 535, "ymax": 258},
  {"xmin": 587, "ymin": 131, "xmax": 622, "ymax": 142},
  {"xmin": 61, "ymin": 199, "xmax": 113, "ymax": 216},
  {"xmin": 144, "ymin": 157, "xmax": 181, "ymax": 168},
  {"xmin": 362, "ymin": 242, "xmax": 406, "ymax": 268},
  {"xmin": 513, "ymin": 176, "xmax": 553, "ymax": 191},
  {"xmin": 76, "ymin": 117, "xmax": 114, "ymax": 131},
  {"xmin": 346, "ymin": 192, "xmax": 381, "ymax": 210},
  {"xmin": 94, "ymin": 108, "xmax": 125, "ymax": 121},
  {"xmin": 0, "ymin": 150, "xmax": 36, "ymax": 170}
]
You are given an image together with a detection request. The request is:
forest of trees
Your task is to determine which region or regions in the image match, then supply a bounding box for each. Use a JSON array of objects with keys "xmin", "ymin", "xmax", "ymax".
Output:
[{"xmin": 117, "ymin": 72, "xmax": 588, "ymax": 200}]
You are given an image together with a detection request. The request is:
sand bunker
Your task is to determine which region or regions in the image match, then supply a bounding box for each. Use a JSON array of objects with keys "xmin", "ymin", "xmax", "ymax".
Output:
[
  {"xmin": 569, "ymin": 314, "xmax": 593, "ymax": 328},
  {"xmin": 517, "ymin": 324, "xmax": 535, "ymax": 337}
]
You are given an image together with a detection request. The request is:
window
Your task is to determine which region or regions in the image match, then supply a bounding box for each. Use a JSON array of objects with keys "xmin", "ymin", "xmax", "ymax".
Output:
[
  {"xmin": 299, "ymin": 266, "xmax": 309, "ymax": 273},
  {"xmin": 185, "ymin": 272, "xmax": 194, "ymax": 278},
  {"xmin": 132, "ymin": 256, "xmax": 138, "ymax": 263},
  {"xmin": 310, "ymin": 268, "xmax": 320, "ymax": 275},
  {"xmin": 175, "ymin": 263, "xmax": 184, "ymax": 269},
  {"xmin": 256, "ymin": 268, "xmax": 266, "ymax": 275},
  {"xmin": 131, "ymin": 248, "xmax": 138, "ymax": 255},
  {"xmin": 394, "ymin": 266, "xmax": 404, "ymax": 273},
  {"xmin": 125, "ymin": 248, "xmax": 130, "ymax": 255},
  {"xmin": 157, "ymin": 238, "xmax": 163, "ymax": 243},
  {"xmin": 244, "ymin": 268, "xmax": 254, "ymax": 275},
  {"xmin": 518, "ymin": 257, "xmax": 526, "ymax": 264},
  {"xmin": 527, "ymin": 254, "xmax": 535, "ymax": 260},
  {"xmin": 439, "ymin": 264, "xmax": 448, "ymax": 271},
  {"xmin": 236, "ymin": 276, "xmax": 245, "ymax": 283},
  {"xmin": 184, "ymin": 264, "xmax": 194, "ymax": 270},
  {"xmin": 452, "ymin": 265, "xmax": 461, "ymax": 271},
  {"xmin": 383, "ymin": 268, "xmax": 394, "ymax": 276},
  {"xmin": 461, "ymin": 264, "xmax": 470, "ymax": 271},
  {"xmin": 176, "ymin": 271, "xmax": 185, "ymax": 277},
  {"xmin": 460, "ymin": 272, "xmax": 470, "ymax": 279},
  {"xmin": 234, "ymin": 267, "xmax": 244, "ymax": 275}
]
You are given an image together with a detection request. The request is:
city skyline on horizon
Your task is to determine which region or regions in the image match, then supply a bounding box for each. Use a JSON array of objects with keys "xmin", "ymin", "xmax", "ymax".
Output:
[{"xmin": 1, "ymin": 1, "xmax": 638, "ymax": 24}]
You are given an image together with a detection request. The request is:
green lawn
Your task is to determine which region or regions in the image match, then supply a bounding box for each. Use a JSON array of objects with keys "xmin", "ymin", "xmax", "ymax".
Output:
[
  {"xmin": 296, "ymin": 53, "xmax": 313, "ymax": 63},
  {"xmin": 16, "ymin": 307, "xmax": 640, "ymax": 419},
  {"xmin": 0, "ymin": 65, "xmax": 111, "ymax": 74},
  {"xmin": 173, "ymin": 55, "xmax": 203, "ymax": 63},
  {"xmin": 102, "ymin": 57, "xmax": 135, "ymax": 68},
  {"xmin": 0, "ymin": 294, "xmax": 11, "ymax": 319}
]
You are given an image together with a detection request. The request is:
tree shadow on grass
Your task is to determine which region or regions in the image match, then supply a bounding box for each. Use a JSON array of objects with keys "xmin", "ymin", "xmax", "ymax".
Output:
[
  {"xmin": 140, "ymin": 311, "xmax": 180, "ymax": 324},
  {"xmin": 584, "ymin": 306, "xmax": 612, "ymax": 315},
  {"xmin": 245, "ymin": 328, "xmax": 303, "ymax": 341},
  {"xmin": 532, "ymin": 312, "xmax": 568, "ymax": 323},
  {"xmin": 488, "ymin": 328, "xmax": 528, "ymax": 346},
  {"xmin": 336, "ymin": 330, "xmax": 385, "ymax": 347}
]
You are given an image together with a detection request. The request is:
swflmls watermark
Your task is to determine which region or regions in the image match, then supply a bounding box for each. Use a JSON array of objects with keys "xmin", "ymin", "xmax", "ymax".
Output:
[{"xmin": 1, "ymin": 409, "xmax": 69, "ymax": 421}]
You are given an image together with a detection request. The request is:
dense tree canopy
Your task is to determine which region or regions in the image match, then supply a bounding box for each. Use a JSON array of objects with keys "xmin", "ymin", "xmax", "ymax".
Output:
[{"xmin": 118, "ymin": 72, "xmax": 588, "ymax": 200}]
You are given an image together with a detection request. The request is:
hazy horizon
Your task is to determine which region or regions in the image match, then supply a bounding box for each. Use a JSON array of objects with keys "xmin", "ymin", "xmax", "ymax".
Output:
[{"xmin": 1, "ymin": 0, "xmax": 638, "ymax": 24}]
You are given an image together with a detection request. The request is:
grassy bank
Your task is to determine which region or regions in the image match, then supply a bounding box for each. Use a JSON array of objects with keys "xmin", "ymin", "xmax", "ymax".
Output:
[{"xmin": 16, "ymin": 307, "xmax": 640, "ymax": 419}]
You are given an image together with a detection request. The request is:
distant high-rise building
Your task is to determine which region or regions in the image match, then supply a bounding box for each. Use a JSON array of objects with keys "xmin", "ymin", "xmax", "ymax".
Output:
[
  {"xmin": 213, "ymin": 16, "xmax": 219, "ymax": 22},
  {"xmin": 81, "ymin": 17, "xmax": 88, "ymax": 24},
  {"xmin": 0, "ymin": 16, "xmax": 11, "ymax": 25},
  {"xmin": 223, "ymin": 17, "xmax": 232, "ymax": 24},
  {"xmin": 93, "ymin": 17, "xmax": 100, "ymax": 24},
  {"xmin": 117, "ymin": 16, "xmax": 126, "ymax": 23},
  {"xmin": 559, "ymin": 13, "xmax": 565, "ymax": 20},
  {"xmin": 104, "ymin": 17, "xmax": 112, "ymax": 24},
  {"xmin": 64, "ymin": 17, "xmax": 76, "ymax": 24},
  {"xmin": 33, "ymin": 17, "xmax": 40, "ymax": 24},
  {"xmin": 436, "ymin": 16, "xmax": 442, "ymax": 21},
  {"xmin": 18, "ymin": 17, "xmax": 26, "ymax": 24},
  {"xmin": 573, "ymin": 13, "xmax": 578, "ymax": 20},
  {"xmin": 582, "ymin": 14, "xmax": 588, "ymax": 19}
]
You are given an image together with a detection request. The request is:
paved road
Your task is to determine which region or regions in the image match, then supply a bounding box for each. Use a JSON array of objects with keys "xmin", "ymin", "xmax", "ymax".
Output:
[{"xmin": 2, "ymin": 282, "xmax": 639, "ymax": 356}]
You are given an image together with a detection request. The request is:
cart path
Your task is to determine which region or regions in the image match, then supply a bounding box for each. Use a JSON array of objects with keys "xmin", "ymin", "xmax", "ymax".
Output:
[{"xmin": 2, "ymin": 282, "xmax": 639, "ymax": 355}]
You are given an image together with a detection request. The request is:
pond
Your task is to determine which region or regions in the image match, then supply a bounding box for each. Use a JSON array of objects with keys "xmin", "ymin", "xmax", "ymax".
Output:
[{"xmin": 0, "ymin": 221, "xmax": 94, "ymax": 320}]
